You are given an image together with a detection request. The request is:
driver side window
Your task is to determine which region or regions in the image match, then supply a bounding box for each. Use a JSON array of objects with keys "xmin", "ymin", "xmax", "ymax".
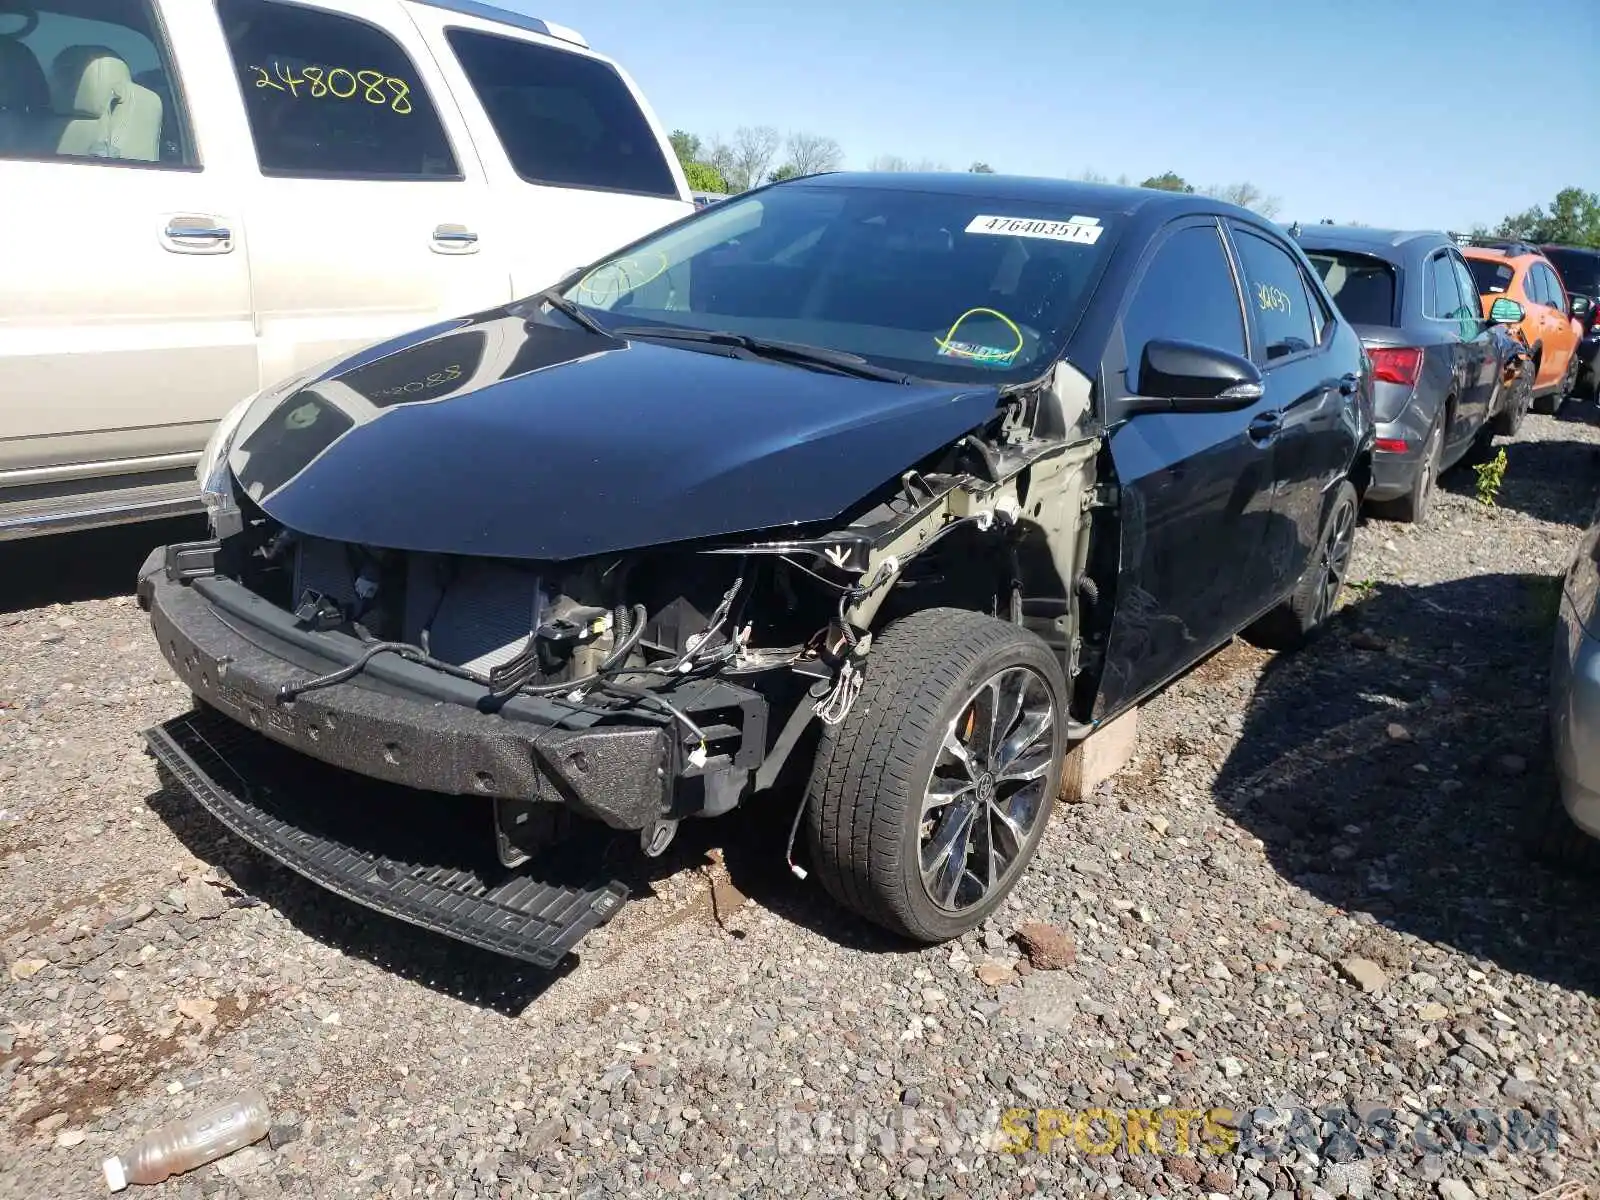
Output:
[{"xmin": 1121, "ymin": 223, "xmax": 1246, "ymax": 391}]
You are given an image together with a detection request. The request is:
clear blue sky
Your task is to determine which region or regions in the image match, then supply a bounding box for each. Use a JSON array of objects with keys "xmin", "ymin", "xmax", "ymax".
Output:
[{"xmin": 549, "ymin": 0, "xmax": 1598, "ymax": 231}]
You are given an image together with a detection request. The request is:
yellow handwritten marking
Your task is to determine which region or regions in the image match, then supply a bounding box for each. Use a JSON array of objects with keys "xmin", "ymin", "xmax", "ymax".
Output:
[
  {"xmin": 1035, "ymin": 1109, "xmax": 1072, "ymax": 1154},
  {"xmin": 252, "ymin": 62, "xmax": 412, "ymax": 114},
  {"xmin": 934, "ymin": 307, "xmax": 1023, "ymax": 362},
  {"xmin": 1255, "ymin": 282, "xmax": 1292, "ymax": 316},
  {"xmin": 327, "ymin": 67, "xmax": 357, "ymax": 99},
  {"xmin": 575, "ymin": 253, "xmax": 671, "ymax": 305},
  {"xmin": 1126, "ymin": 1108, "xmax": 1161, "ymax": 1155},
  {"xmin": 273, "ymin": 61, "xmax": 302, "ymax": 96},
  {"xmin": 1076, "ymin": 1108, "xmax": 1121, "ymax": 1156},
  {"xmin": 357, "ymin": 69, "xmax": 387, "ymax": 105},
  {"xmin": 1162, "ymin": 1107, "xmax": 1203, "ymax": 1155},
  {"xmin": 385, "ymin": 76, "xmax": 412, "ymax": 115}
]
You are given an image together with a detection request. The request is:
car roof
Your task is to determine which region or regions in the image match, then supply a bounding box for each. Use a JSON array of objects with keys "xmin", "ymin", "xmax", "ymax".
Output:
[
  {"xmin": 412, "ymin": 0, "xmax": 588, "ymax": 48},
  {"xmin": 790, "ymin": 172, "xmax": 1262, "ymax": 221},
  {"xmin": 1290, "ymin": 224, "xmax": 1451, "ymax": 262},
  {"xmin": 1462, "ymin": 245, "xmax": 1539, "ymax": 267}
]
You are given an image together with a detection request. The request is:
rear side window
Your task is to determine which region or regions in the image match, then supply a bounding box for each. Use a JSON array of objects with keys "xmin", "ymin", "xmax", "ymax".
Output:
[
  {"xmin": 1524, "ymin": 265, "xmax": 1550, "ymax": 306},
  {"xmin": 217, "ymin": 0, "xmax": 460, "ymax": 180},
  {"xmin": 1538, "ymin": 263, "xmax": 1567, "ymax": 308},
  {"xmin": 1425, "ymin": 254, "xmax": 1466, "ymax": 319},
  {"xmin": 445, "ymin": 28, "xmax": 677, "ymax": 198},
  {"xmin": 1307, "ymin": 251, "xmax": 1396, "ymax": 326},
  {"xmin": 0, "ymin": 0, "xmax": 194, "ymax": 166},
  {"xmin": 1543, "ymin": 248, "xmax": 1600, "ymax": 295},
  {"xmin": 1231, "ymin": 227, "xmax": 1316, "ymax": 361},
  {"xmin": 1122, "ymin": 224, "xmax": 1246, "ymax": 377},
  {"xmin": 1467, "ymin": 258, "xmax": 1514, "ymax": 295}
]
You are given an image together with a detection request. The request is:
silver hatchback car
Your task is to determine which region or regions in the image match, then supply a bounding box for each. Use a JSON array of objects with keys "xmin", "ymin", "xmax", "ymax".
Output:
[{"xmin": 1548, "ymin": 499, "xmax": 1600, "ymax": 861}]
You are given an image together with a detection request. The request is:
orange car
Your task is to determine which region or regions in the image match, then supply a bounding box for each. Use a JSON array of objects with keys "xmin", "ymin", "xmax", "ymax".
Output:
[{"xmin": 1463, "ymin": 241, "xmax": 1583, "ymax": 413}]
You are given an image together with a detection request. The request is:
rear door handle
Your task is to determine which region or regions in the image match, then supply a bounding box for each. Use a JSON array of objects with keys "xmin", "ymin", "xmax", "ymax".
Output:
[
  {"xmin": 1338, "ymin": 372, "xmax": 1359, "ymax": 395},
  {"xmin": 162, "ymin": 216, "xmax": 233, "ymax": 254},
  {"xmin": 1248, "ymin": 411, "xmax": 1282, "ymax": 445},
  {"xmin": 432, "ymin": 224, "xmax": 480, "ymax": 254}
]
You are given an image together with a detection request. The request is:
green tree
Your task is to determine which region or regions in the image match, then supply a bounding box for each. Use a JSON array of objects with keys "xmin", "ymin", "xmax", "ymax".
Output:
[
  {"xmin": 1140, "ymin": 171, "xmax": 1193, "ymax": 193},
  {"xmin": 1495, "ymin": 187, "xmax": 1600, "ymax": 247},
  {"xmin": 969, "ymin": 161, "xmax": 994, "ymax": 174},
  {"xmin": 668, "ymin": 130, "xmax": 700, "ymax": 168},
  {"xmin": 768, "ymin": 163, "xmax": 801, "ymax": 183},
  {"xmin": 683, "ymin": 161, "xmax": 726, "ymax": 193}
]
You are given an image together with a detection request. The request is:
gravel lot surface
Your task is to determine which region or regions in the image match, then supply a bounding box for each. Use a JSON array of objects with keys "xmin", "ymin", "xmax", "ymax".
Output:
[{"xmin": 4, "ymin": 409, "xmax": 1600, "ymax": 1200}]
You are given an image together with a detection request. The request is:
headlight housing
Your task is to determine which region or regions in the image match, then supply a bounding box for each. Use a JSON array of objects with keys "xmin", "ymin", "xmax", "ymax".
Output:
[{"xmin": 197, "ymin": 366, "xmax": 322, "ymax": 536}]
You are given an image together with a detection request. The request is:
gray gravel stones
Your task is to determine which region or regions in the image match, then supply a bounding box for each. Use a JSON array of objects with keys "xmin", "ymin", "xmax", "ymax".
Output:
[{"xmin": 5, "ymin": 416, "xmax": 1600, "ymax": 1198}]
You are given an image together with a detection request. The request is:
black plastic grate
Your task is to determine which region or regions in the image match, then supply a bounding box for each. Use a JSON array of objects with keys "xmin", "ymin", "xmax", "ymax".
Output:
[{"xmin": 145, "ymin": 706, "xmax": 627, "ymax": 967}]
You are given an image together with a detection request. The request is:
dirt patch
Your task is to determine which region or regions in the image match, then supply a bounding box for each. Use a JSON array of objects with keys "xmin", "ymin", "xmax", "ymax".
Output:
[{"xmin": 10, "ymin": 991, "xmax": 266, "ymax": 1135}]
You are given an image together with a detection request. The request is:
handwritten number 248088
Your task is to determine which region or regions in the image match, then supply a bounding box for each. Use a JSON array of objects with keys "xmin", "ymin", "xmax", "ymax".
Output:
[{"xmin": 250, "ymin": 63, "xmax": 412, "ymax": 115}]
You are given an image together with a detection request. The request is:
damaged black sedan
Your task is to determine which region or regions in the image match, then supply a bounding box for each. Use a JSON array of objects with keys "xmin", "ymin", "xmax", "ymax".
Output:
[{"xmin": 137, "ymin": 173, "xmax": 1374, "ymax": 965}]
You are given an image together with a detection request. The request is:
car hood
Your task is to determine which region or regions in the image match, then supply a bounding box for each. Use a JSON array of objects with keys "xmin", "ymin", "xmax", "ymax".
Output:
[{"xmin": 228, "ymin": 310, "xmax": 1000, "ymax": 560}]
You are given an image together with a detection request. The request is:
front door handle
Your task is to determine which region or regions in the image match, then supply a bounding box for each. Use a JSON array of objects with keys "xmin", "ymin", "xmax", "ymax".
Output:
[
  {"xmin": 1248, "ymin": 411, "xmax": 1282, "ymax": 445},
  {"xmin": 432, "ymin": 224, "xmax": 480, "ymax": 254},
  {"xmin": 162, "ymin": 216, "xmax": 233, "ymax": 254}
]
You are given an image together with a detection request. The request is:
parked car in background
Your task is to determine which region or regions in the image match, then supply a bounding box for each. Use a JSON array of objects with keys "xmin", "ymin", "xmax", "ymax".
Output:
[
  {"xmin": 1461, "ymin": 241, "xmax": 1582, "ymax": 412},
  {"xmin": 691, "ymin": 190, "xmax": 727, "ymax": 209},
  {"xmin": 138, "ymin": 175, "xmax": 1373, "ymax": 962},
  {"xmin": 1295, "ymin": 225, "xmax": 1517, "ymax": 524},
  {"xmin": 1545, "ymin": 496, "xmax": 1600, "ymax": 866},
  {"xmin": 0, "ymin": 0, "xmax": 693, "ymax": 542},
  {"xmin": 1541, "ymin": 243, "xmax": 1600, "ymax": 399}
]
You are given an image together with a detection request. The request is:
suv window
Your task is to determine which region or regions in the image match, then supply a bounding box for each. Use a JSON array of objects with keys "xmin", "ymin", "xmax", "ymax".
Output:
[
  {"xmin": 1426, "ymin": 253, "xmax": 1464, "ymax": 319},
  {"xmin": 1523, "ymin": 264, "xmax": 1549, "ymax": 307},
  {"xmin": 1307, "ymin": 250, "xmax": 1395, "ymax": 326},
  {"xmin": 1537, "ymin": 263, "xmax": 1567, "ymax": 311},
  {"xmin": 217, "ymin": 0, "xmax": 459, "ymax": 180},
  {"xmin": 1467, "ymin": 257, "xmax": 1514, "ymax": 296},
  {"xmin": 1231, "ymin": 227, "xmax": 1315, "ymax": 360},
  {"xmin": 1449, "ymin": 256, "xmax": 1485, "ymax": 336},
  {"xmin": 1543, "ymin": 247, "xmax": 1600, "ymax": 296},
  {"xmin": 0, "ymin": 0, "xmax": 194, "ymax": 165},
  {"xmin": 1121, "ymin": 224, "xmax": 1246, "ymax": 381},
  {"xmin": 446, "ymin": 28, "xmax": 677, "ymax": 198}
]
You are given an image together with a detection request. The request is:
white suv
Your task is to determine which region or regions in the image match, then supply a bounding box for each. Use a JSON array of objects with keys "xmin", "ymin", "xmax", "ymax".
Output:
[{"xmin": 0, "ymin": 0, "xmax": 693, "ymax": 539}]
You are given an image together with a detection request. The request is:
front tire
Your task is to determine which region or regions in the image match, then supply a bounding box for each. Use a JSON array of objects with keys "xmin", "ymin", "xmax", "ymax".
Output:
[
  {"xmin": 805, "ymin": 608, "xmax": 1067, "ymax": 943},
  {"xmin": 1245, "ymin": 479, "xmax": 1359, "ymax": 651}
]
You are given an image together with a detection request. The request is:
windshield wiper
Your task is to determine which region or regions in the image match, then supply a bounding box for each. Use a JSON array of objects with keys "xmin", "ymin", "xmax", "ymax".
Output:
[
  {"xmin": 531, "ymin": 288, "xmax": 612, "ymax": 338},
  {"xmin": 610, "ymin": 326, "xmax": 912, "ymax": 384}
]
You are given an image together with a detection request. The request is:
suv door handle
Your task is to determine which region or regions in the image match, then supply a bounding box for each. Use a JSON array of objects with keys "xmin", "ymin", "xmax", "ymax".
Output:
[
  {"xmin": 1248, "ymin": 411, "xmax": 1282, "ymax": 444},
  {"xmin": 432, "ymin": 224, "xmax": 480, "ymax": 253},
  {"xmin": 162, "ymin": 216, "xmax": 233, "ymax": 254},
  {"xmin": 1338, "ymin": 372, "xmax": 1359, "ymax": 395}
]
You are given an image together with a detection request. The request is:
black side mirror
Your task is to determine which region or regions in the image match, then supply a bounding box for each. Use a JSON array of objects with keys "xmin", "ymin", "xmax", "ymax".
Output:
[
  {"xmin": 1129, "ymin": 339, "xmax": 1265, "ymax": 413},
  {"xmin": 1570, "ymin": 295, "xmax": 1592, "ymax": 318}
]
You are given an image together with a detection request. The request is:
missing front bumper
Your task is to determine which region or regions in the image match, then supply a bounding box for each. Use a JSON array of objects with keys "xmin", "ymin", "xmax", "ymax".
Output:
[{"xmin": 145, "ymin": 706, "xmax": 628, "ymax": 967}]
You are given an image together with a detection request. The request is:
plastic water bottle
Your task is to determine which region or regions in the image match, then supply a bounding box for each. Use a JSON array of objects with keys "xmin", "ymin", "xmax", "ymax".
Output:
[{"xmin": 102, "ymin": 1089, "xmax": 270, "ymax": 1191}]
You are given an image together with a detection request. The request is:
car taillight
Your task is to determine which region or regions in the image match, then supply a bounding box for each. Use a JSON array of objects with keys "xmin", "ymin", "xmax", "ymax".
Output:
[
  {"xmin": 1374, "ymin": 437, "xmax": 1409, "ymax": 454},
  {"xmin": 1369, "ymin": 346, "xmax": 1424, "ymax": 387}
]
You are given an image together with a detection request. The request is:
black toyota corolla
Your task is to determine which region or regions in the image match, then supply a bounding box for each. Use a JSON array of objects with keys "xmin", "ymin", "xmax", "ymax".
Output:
[{"xmin": 138, "ymin": 173, "xmax": 1374, "ymax": 966}]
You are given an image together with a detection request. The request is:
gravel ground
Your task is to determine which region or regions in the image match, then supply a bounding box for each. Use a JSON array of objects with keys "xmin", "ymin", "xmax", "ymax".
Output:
[{"xmin": 4, "ymin": 409, "xmax": 1600, "ymax": 1200}]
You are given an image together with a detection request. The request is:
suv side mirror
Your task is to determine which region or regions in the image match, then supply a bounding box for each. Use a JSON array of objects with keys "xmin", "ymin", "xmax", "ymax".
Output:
[
  {"xmin": 1488, "ymin": 297, "xmax": 1525, "ymax": 325},
  {"xmin": 1129, "ymin": 339, "xmax": 1264, "ymax": 413},
  {"xmin": 1572, "ymin": 295, "xmax": 1593, "ymax": 318}
]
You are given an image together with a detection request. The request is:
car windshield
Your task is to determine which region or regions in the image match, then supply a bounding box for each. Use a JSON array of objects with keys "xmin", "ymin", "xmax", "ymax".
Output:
[
  {"xmin": 1467, "ymin": 257, "xmax": 1516, "ymax": 296},
  {"xmin": 557, "ymin": 182, "xmax": 1121, "ymax": 383},
  {"xmin": 1305, "ymin": 250, "xmax": 1397, "ymax": 326},
  {"xmin": 1542, "ymin": 248, "xmax": 1600, "ymax": 295}
]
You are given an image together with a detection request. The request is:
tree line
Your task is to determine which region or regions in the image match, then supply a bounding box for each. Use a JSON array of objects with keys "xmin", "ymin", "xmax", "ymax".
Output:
[
  {"xmin": 670, "ymin": 130, "xmax": 1284, "ymax": 218},
  {"xmin": 669, "ymin": 131, "xmax": 1598, "ymax": 247}
]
